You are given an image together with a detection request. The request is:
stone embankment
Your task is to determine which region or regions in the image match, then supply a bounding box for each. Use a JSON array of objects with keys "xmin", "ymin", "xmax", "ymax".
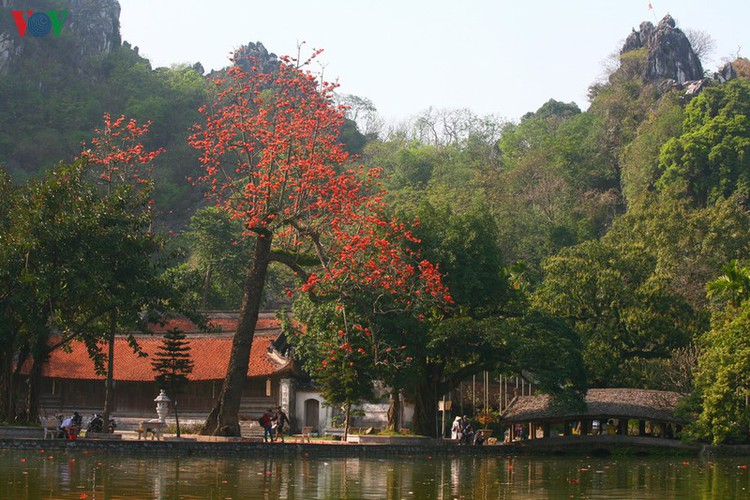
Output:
[{"xmin": 1, "ymin": 426, "xmax": 745, "ymax": 457}]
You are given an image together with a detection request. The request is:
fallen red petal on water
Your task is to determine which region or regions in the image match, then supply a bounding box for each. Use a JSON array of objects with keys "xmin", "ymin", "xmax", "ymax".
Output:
[
  {"xmin": 80, "ymin": 494, "xmax": 87, "ymax": 499},
  {"xmin": 20, "ymin": 458, "xmax": 25, "ymax": 463},
  {"xmin": 579, "ymin": 468, "xmax": 589, "ymax": 472},
  {"xmin": 682, "ymin": 462, "xmax": 690, "ymax": 465}
]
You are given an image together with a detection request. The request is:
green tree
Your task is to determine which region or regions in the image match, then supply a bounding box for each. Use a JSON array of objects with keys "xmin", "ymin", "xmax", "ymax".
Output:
[
  {"xmin": 604, "ymin": 192, "xmax": 750, "ymax": 309},
  {"xmin": 0, "ymin": 168, "xmax": 22, "ymax": 421},
  {"xmin": 489, "ymin": 101, "xmax": 620, "ymax": 272},
  {"xmin": 183, "ymin": 207, "xmax": 251, "ymax": 309},
  {"xmin": 620, "ymin": 95, "xmax": 684, "ymax": 205},
  {"xmin": 706, "ymin": 260, "xmax": 750, "ymax": 309},
  {"xmin": 289, "ymin": 201, "xmax": 586, "ymax": 437},
  {"xmin": 152, "ymin": 328, "xmax": 194, "ymax": 438},
  {"xmin": 657, "ymin": 79, "xmax": 750, "ymax": 206},
  {"xmin": 534, "ymin": 240, "xmax": 698, "ymax": 387},
  {"xmin": 285, "ymin": 300, "xmax": 376, "ymax": 440},
  {"xmin": 2, "ymin": 161, "xmax": 168, "ymax": 420},
  {"xmin": 690, "ymin": 260, "xmax": 750, "ymax": 444}
]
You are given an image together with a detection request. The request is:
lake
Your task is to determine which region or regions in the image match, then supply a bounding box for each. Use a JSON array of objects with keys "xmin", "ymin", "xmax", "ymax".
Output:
[{"xmin": 2, "ymin": 449, "xmax": 750, "ymax": 499}]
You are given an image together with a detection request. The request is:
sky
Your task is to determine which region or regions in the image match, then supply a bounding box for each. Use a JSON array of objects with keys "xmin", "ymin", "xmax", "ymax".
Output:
[{"xmin": 117, "ymin": 0, "xmax": 749, "ymax": 123}]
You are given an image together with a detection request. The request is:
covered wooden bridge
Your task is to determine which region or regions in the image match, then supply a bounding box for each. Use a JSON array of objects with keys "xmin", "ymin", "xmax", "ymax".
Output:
[{"xmin": 500, "ymin": 388, "xmax": 686, "ymax": 442}]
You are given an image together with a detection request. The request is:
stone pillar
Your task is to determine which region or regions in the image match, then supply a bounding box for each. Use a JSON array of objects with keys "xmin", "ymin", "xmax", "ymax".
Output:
[
  {"xmin": 618, "ymin": 419, "xmax": 627, "ymax": 435},
  {"xmin": 280, "ymin": 378, "xmax": 295, "ymax": 428},
  {"xmin": 543, "ymin": 422, "xmax": 551, "ymax": 438},
  {"xmin": 638, "ymin": 420, "xmax": 646, "ymax": 436},
  {"xmin": 580, "ymin": 419, "xmax": 590, "ymax": 436},
  {"xmin": 564, "ymin": 420, "xmax": 571, "ymax": 436}
]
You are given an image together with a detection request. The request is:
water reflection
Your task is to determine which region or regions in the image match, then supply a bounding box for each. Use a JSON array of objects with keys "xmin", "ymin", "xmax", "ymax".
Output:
[{"xmin": 2, "ymin": 449, "xmax": 750, "ymax": 499}]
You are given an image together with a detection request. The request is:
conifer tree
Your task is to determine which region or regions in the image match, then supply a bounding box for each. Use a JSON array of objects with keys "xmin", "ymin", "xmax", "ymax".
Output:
[{"xmin": 152, "ymin": 328, "xmax": 194, "ymax": 437}]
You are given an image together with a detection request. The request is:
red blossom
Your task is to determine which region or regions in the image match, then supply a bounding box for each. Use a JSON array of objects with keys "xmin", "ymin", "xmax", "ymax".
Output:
[
  {"xmin": 80, "ymin": 113, "xmax": 163, "ymax": 192},
  {"xmin": 190, "ymin": 49, "xmax": 451, "ymax": 374}
]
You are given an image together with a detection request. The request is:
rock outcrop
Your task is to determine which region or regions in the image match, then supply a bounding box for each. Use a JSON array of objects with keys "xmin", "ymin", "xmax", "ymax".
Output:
[
  {"xmin": 0, "ymin": 30, "xmax": 21, "ymax": 74},
  {"xmin": 621, "ymin": 14, "xmax": 703, "ymax": 84},
  {"xmin": 232, "ymin": 42, "xmax": 280, "ymax": 74},
  {"xmin": 68, "ymin": 0, "xmax": 121, "ymax": 58},
  {"xmin": 0, "ymin": 0, "xmax": 121, "ymax": 74},
  {"xmin": 714, "ymin": 61, "xmax": 737, "ymax": 83}
]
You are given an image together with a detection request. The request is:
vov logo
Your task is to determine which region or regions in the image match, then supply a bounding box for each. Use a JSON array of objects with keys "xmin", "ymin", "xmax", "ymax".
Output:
[{"xmin": 11, "ymin": 10, "xmax": 69, "ymax": 37}]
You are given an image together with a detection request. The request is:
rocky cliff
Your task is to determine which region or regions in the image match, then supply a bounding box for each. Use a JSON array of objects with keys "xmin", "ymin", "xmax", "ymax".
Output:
[
  {"xmin": 0, "ymin": 0, "xmax": 121, "ymax": 74},
  {"xmin": 232, "ymin": 41, "xmax": 280, "ymax": 74},
  {"xmin": 621, "ymin": 14, "xmax": 703, "ymax": 84}
]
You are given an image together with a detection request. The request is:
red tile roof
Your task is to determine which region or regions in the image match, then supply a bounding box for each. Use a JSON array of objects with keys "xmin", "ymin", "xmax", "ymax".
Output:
[
  {"xmin": 40, "ymin": 331, "xmax": 289, "ymax": 381},
  {"xmin": 150, "ymin": 312, "xmax": 281, "ymax": 334}
]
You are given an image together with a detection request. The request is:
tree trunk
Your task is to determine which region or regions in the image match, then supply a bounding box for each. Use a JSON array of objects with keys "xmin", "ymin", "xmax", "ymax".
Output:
[
  {"xmin": 1, "ymin": 348, "xmax": 15, "ymax": 422},
  {"xmin": 25, "ymin": 358, "xmax": 43, "ymax": 422},
  {"xmin": 174, "ymin": 398, "xmax": 181, "ymax": 438},
  {"xmin": 343, "ymin": 402, "xmax": 351, "ymax": 442},
  {"xmin": 103, "ymin": 309, "xmax": 116, "ymax": 421},
  {"xmin": 386, "ymin": 390, "xmax": 400, "ymax": 432},
  {"xmin": 25, "ymin": 334, "xmax": 51, "ymax": 423},
  {"xmin": 201, "ymin": 263, "xmax": 212, "ymax": 310},
  {"xmin": 412, "ymin": 367, "xmax": 438, "ymax": 438},
  {"xmin": 200, "ymin": 232, "xmax": 273, "ymax": 436}
]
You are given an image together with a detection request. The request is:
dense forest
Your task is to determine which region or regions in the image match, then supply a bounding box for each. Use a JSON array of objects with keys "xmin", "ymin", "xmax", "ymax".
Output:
[{"xmin": 2, "ymin": 2, "xmax": 750, "ymax": 443}]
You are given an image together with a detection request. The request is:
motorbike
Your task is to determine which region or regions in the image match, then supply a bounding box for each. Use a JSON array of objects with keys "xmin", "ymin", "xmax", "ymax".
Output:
[{"xmin": 86, "ymin": 414, "xmax": 117, "ymax": 433}]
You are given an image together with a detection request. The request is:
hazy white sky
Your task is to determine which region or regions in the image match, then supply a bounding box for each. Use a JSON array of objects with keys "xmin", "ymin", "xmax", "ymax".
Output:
[{"xmin": 117, "ymin": 0, "xmax": 749, "ymax": 122}]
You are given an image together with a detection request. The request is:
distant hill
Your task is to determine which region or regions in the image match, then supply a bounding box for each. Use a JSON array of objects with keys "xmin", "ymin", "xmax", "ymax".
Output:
[{"xmin": 0, "ymin": 1, "xmax": 368, "ymax": 228}]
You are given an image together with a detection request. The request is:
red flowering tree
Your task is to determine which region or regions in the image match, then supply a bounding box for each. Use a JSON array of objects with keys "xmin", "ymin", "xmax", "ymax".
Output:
[
  {"xmin": 286, "ymin": 208, "xmax": 451, "ymax": 438},
  {"xmin": 81, "ymin": 113, "xmax": 163, "ymax": 193},
  {"xmin": 79, "ymin": 114, "xmax": 164, "ymax": 422},
  {"xmin": 190, "ymin": 50, "xmax": 449, "ymax": 436}
]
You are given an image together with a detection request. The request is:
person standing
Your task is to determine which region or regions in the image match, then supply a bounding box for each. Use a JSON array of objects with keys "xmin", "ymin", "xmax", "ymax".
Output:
[
  {"xmin": 274, "ymin": 406, "xmax": 290, "ymax": 443},
  {"xmin": 260, "ymin": 409, "xmax": 274, "ymax": 443},
  {"xmin": 451, "ymin": 416, "xmax": 462, "ymax": 440}
]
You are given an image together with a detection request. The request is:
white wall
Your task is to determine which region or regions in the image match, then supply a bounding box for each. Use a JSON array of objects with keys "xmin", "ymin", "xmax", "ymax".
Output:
[{"xmin": 293, "ymin": 390, "xmax": 331, "ymax": 434}]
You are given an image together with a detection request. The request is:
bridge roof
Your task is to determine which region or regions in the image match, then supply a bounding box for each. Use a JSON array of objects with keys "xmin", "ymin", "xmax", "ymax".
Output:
[{"xmin": 501, "ymin": 388, "xmax": 685, "ymax": 423}]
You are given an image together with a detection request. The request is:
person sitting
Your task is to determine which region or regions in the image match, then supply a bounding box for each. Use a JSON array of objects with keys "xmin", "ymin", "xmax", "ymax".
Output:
[
  {"xmin": 473, "ymin": 429, "xmax": 485, "ymax": 446},
  {"xmin": 606, "ymin": 419, "xmax": 617, "ymax": 436},
  {"xmin": 60, "ymin": 412, "xmax": 82, "ymax": 439},
  {"xmin": 515, "ymin": 424, "xmax": 526, "ymax": 441}
]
